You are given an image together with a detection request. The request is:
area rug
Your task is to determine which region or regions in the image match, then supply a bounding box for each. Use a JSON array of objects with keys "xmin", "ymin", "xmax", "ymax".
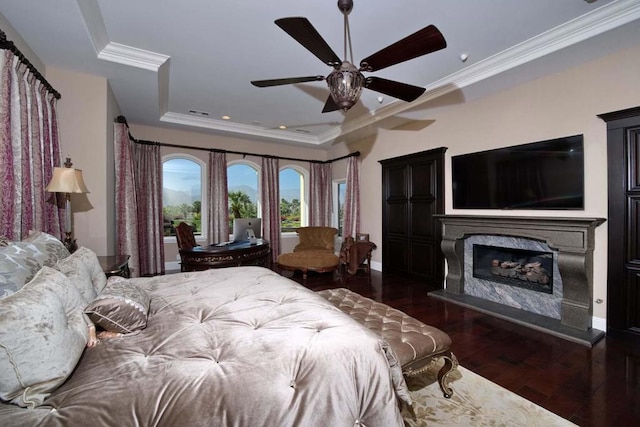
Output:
[{"xmin": 401, "ymin": 361, "xmax": 576, "ymax": 426}]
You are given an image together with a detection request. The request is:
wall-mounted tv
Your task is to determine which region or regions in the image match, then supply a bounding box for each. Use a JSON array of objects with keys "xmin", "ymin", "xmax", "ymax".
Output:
[{"xmin": 452, "ymin": 134, "xmax": 584, "ymax": 210}]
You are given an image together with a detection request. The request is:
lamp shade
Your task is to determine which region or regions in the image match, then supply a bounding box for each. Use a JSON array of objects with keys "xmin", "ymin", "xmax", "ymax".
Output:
[{"xmin": 46, "ymin": 167, "xmax": 89, "ymax": 194}]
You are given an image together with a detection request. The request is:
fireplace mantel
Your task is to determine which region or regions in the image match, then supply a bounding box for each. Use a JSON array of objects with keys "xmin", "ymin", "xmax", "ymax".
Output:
[{"xmin": 433, "ymin": 215, "xmax": 605, "ymax": 345}]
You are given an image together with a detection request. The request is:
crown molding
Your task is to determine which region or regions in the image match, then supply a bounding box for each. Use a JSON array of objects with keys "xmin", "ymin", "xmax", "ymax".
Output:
[
  {"xmin": 160, "ymin": 112, "xmax": 322, "ymax": 145},
  {"xmin": 318, "ymin": 0, "xmax": 640, "ymax": 145},
  {"xmin": 97, "ymin": 42, "xmax": 170, "ymax": 71},
  {"xmin": 76, "ymin": 0, "xmax": 640, "ymax": 145},
  {"xmin": 75, "ymin": 0, "xmax": 109, "ymax": 52}
]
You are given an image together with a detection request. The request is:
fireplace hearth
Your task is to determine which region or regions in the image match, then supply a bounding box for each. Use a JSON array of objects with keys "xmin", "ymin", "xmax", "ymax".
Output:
[
  {"xmin": 432, "ymin": 215, "xmax": 606, "ymax": 346},
  {"xmin": 473, "ymin": 244, "xmax": 553, "ymax": 294}
]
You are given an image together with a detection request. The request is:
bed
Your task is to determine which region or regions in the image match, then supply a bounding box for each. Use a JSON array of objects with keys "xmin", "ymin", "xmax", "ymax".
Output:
[{"xmin": 0, "ymin": 235, "xmax": 409, "ymax": 426}]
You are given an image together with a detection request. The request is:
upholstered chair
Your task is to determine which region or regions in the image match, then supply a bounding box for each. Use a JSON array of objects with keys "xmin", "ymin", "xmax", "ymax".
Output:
[{"xmin": 293, "ymin": 227, "xmax": 338, "ymax": 253}]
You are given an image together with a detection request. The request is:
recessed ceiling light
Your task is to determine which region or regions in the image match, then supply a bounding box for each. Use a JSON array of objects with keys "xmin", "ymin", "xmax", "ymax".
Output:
[
  {"xmin": 221, "ymin": 115, "xmax": 231, "ymax": 120},
  {"xmin": 279, "ymin": 125, "xmax": 287, "ymax": 129}
]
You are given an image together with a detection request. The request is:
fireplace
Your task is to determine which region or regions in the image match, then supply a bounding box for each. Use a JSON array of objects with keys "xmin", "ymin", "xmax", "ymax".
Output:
[
  {"xmin": 473, "ymin": 244, "xmax": 553, "ymax": 294},
  {"xmin": 432, "ymin": 215, "xmax": 605, "ymax": 346}
]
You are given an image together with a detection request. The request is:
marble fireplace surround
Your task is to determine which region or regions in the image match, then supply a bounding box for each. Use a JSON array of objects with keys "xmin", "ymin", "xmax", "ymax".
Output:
[{"xmin": 431, "ymin": 215, "xmax": 606, "ymax": 346}]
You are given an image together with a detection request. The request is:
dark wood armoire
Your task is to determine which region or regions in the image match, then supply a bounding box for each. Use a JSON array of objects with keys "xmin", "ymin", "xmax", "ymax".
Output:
[
  {"xmin": 379, "ymin": 147, "xmax": 446, "ymax": 285},
  {"xmin": 599, "ymin": 106, "xmax": 640, "ymax": 342}
]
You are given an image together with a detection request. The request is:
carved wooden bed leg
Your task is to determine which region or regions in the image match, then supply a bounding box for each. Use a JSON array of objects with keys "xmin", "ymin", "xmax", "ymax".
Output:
[{"xmin": 437, "ymin": 352, "xmax": 459, "ymax": 398}]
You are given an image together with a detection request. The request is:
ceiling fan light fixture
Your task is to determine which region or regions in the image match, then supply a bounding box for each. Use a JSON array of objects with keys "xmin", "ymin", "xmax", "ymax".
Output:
[{"xmin": 326, "ymin": 62, "xmax": 364, "ymax": 112}]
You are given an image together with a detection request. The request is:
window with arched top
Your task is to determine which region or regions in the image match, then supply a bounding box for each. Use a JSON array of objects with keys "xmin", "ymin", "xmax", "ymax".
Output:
[
  {"xmin": 280, "ymin": 166, "xmax": 307, "ymax": 232},
  {"xmin": 227, "ymin": 162, "xmax": 260, "ymax": 231},
  {"xmin": 162, "ymin": 155, "xmax": 206, "ymax": 238}
]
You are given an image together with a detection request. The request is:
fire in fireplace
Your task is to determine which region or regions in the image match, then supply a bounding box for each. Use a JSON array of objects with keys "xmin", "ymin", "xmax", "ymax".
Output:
[{"xmin": 472, "ymin": 244, "xmax": 553, "ymax": 294}]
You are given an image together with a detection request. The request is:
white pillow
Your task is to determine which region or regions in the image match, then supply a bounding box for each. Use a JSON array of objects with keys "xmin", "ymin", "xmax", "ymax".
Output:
[{"xmin": 0, "ymin": 267, "xmax": 88, "ymax": 408}]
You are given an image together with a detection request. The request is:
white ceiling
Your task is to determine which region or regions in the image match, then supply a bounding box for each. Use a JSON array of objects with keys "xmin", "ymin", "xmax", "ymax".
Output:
[{"xmin": 1, "ymin": 0, "xmax": 639, "ymax": 147}]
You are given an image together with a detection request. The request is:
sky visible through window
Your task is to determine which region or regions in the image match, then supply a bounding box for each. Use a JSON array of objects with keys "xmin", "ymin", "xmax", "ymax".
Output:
[
  {"xmin": 164, "ymin": 160, "xmax": 301, "ymax": 203},
  {"xmin": 163, "ymin": 158, "xmax": 200, "ymax": 195}
]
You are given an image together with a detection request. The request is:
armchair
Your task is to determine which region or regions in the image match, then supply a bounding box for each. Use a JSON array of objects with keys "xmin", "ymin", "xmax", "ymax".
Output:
[{"xmin": 294, "ymin": 227, "xmax": 338, "ymax": 253}]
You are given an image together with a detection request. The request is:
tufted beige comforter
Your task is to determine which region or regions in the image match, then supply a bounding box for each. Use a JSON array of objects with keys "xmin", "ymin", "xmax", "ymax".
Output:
[{"xmin": 0, "ymin": 267, "xmax": 408, "ymax": 426}]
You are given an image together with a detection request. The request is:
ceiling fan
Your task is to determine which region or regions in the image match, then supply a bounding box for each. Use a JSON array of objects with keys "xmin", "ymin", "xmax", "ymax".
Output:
[{"xmin": 251, "ymin": 0, "xmax": 447, "ymax": 113}]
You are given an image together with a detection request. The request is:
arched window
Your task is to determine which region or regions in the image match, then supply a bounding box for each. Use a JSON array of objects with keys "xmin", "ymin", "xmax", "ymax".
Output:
[
  {"xmin": 280, "ymin": 166, "xmax": 307, "ymax": 232},
  {"xmin": 227, "ymin": 162, "xmax": 260, "ymax": 231},
  {"xmin": 162, "ymin": 155, "xmax": 206, "ymax": 238}
]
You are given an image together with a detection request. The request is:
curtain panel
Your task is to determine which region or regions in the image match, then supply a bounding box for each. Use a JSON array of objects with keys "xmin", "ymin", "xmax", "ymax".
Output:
[
  {"xmin": 261, "ymin": 157, "xmax": 280, "ymax": 264},
  {"xmin": 342, "ymin": 156, "xmax": 360, "ymax": 239},
  {"xmin": 309, "ymin": 162, "xmax": 332, "ymax": 226},
  {"xmin": 114, "ymin": 122, "xmax": 165, "ymax": 277},
  {"xmin": 0, "ymin": 50, "xmax": 63, "ymax": 240},
  {"xmin": 208, "ymin": 151, "xmax": 229, "ymax": 243}
]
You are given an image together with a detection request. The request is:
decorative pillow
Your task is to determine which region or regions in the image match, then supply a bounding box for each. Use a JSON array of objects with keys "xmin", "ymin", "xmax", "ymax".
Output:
[
  {"xmin": 72, "ymin": 247, "xmax": 107, "ymax": 294},
  {"xmin": 0, "ymin": 242, "xmax": 50, "ymax": 298},
  {"xmin": 0, "ymin": 266, "xmax": 88, "ymax": 408},
  {"xmin": 22, "ymin": 230, "xmax": 70, "ymax": 266},
  {"xmin": 0, "ymin": 231, "xmax": 72, "ymax": 297},
  {"xmin": 56, "ymin": 252, "xmax": 97, "ymax": 305},
  {"xmin": 84, "ymin": 277, "xmax": 151, "ymax": 334}
]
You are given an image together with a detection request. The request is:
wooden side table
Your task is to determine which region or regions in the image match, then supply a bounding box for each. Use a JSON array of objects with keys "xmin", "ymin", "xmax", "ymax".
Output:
[{"xmin": 98, "ymin": 255, "xmax": 131, "ymax": 278}]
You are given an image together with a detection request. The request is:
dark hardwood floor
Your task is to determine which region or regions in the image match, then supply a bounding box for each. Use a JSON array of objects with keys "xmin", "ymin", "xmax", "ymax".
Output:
[{"xmin": 279, "ymin": 268, "xmax": 640, "ymax": 427}]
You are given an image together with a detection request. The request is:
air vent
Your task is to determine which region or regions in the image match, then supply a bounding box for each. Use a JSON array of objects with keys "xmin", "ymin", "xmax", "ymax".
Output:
[
  {"xmin": 188, "ymin": 109, "xmax": 209, "ymax": 117},
  {"xmin": 295, "ymin": 129, "xmax": 311, "ymax": 134}
]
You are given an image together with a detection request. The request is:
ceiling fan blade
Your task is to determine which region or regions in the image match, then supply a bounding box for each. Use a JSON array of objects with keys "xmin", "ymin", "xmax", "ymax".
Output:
[
  {"xmin": 275, "ymin": 17, "xmax": 341, "ymax": 67},
  {"xmin": 365, "ymin": 76, "xmax": 426, "ymax": 102},
  {"xmin": 360, "ymin": 25, "xmax": 446, "ymax": 72},
  {"xmin": 251, "ymin": 76, "xmax": 325, "ymax": 87},
  {"xmin": 322, "ymin": 95, "xmax": 340, "ymax": 113}
]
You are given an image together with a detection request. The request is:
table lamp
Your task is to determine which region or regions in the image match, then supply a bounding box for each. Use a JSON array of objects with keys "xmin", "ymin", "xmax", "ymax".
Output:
[{"xmin": 46, "ymin": 157, "xmax": 89, "ymax": 252}]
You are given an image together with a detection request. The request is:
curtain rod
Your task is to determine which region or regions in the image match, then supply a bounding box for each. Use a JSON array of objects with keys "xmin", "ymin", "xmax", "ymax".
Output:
[
  {"xmin": 0, "ymin": 29, "xmax": 61, "ymax": 100},
  {"xmin": 115, "ymin": 115, "xmax": 359, "ymax": 164}
]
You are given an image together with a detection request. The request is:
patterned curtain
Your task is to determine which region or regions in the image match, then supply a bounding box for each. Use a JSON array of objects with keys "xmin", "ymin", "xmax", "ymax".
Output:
[
  {"xmin": 342, "ymin": 156, "xmax": 360, "ymax": 239},
  {"xmin": 0, "ymin": 49, "xmax": 64, "ymax": 240},
  {"xmin": 208, "ymin": 151, "xmax": 229, "ymax": 243},
  {"xmin": 114, "ymin": 120, "xmax": 165, "ymax": 277},
  {"xmin": 309, "ymin": 162, "xmax": 332, "ymax": 226},
  {"xmin": 261, "ymin": 157, "xmax": 280, "ymax": 264},
  {"xmin": 133, "ymin": 143, "xmax": 164, "ymax": 276}
]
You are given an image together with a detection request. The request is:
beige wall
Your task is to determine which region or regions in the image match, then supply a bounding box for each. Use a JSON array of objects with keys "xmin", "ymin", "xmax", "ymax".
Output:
[
  {"xmin": 46, "ymin": 68, "xmax": 120, "ymax": 256},
  {"xmin": 329, "ymin": 42, "xmax": 640, "ymax": 323}
]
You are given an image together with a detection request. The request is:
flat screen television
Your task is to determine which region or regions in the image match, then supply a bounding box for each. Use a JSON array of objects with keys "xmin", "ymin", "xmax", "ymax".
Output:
[
  {"xmin": 232, "ymin": 218, "xmax": 262, "ymax": 242},
  {"xmin": 452, "ymin": 135, "xmax": 584, "ymax": 210}
]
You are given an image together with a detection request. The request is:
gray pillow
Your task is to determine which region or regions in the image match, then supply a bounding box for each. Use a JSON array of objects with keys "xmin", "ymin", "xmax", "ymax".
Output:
[
  {"xmin": 0, "ymin": 232, "xmax": 71, "ymax": 297},
  {"xmin": 84, "ymin": 277, "xmax": 150, "ymax": 334},
  {"xmin": 0, "ymin": 242, "xmax": 49, "ymax": 298},
  {"xmin": 0, "ymin": 266, "xmax": 88, "ymax": 408},
  {"xmin": 21, "ymin": 230, "xmax": 70, "ymax": 266},
  {"xmin": 72, "ymin": 247, "xmax": 107, "ymax": 294},
  {"xmin": 56, "ymin": 252, "xmax": 98, "ymax": 305}
]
